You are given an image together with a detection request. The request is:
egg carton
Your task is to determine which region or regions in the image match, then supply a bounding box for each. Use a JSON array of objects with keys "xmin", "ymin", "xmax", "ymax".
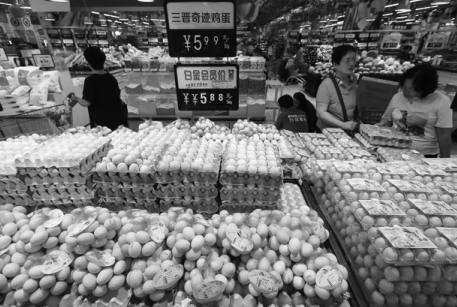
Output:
[
  {"xmin": 159, "ymin": 198, "xmax": 218, "ymax": 213},
  {"xmin": 327, "ymin": 161, "xmax": 368, "ymax": 182},
  {"xmin": 92, "ymin": 169, "xmax": 157, "ymax": 184},
  {"xmin": 297, "ymin": 132, "xmax": 328, "ymax": 140},
  {"xmin": 406, "ymin": 164, "xmax": 451, "ymax": 181},
  {"xmin": 405, "ymin": 199, "xmax": 457, "ymax": 230},
  {"xmin": 35, "ymin": 198, "xmax": 93, "ymax": 207},
  {"xmin": 95, "ymin": 182, "xmax": 157, "ymax": 200},
  {"xmin": 351, "ymin": 199, "xmax": 410, "ymax": 230},
  {"xmin": 0, "ymin": 178, "xmax": 27, "ymax": 193},
  {"xmin": 366, "ymin": 162, "xmax": 411, "ymax": 182},
  {"xmin": 369, "ymin": 226, "xmax": 446, "ymax": 265},
  {"xmin": 154, "ymin": 167, "xmax": 220, "ymax": 185},
  {"xmin": 0, "ymin": 193, "xmax": 35, "ymax": 206},
  {"xmin": 433, "ymin": 182, "xmax": 457, "ymax": 202},
  {"xmin": 354, "ymin": 133, "xmax": 376, "ymax": 151},
  {"xmin": 376, "ymin": 147, "xmax": 424, "ymax": 163},
  {"xmin": 359, "ymin": 124, "xmax": 412, "ymax": 148},
  {"xmin": 220, "ymin": 200, "xmax": 278, "ymax": 213},
  {"xmin": 23, "ymin": 171, "xmax": 88, "ymax": 186},
  {"xmin": 422, "ymin": 228, "xmax": 457, "ymax": 264},
  {"xmin": 156, "ymin": 183, "xmax": 218, "ymax": 199},
  {"xmin": 421, "ymin": 158, "xmax": 457, "ymax": 173},
  {"xmin": 15, "ymin": 140, "xmax": 111, "ymax": 175},
  {"xmin": 93, "ymin": 195, "xmax": 159, "ymax": 212},
  {"xmin": 30, "ymin": 184, "xmax": 94, "ymax": 202},
  {"xmin": 343, "ymin": 147, "xmax": 374, "ymax": 160},
  {"xmin": 220, "ymin": 185, "xmax": 281, "ymax": 202},
  {"xmin": 0, "ymin": 165, "xmax": 18, "ymax": 178},
  {"xmin": 373, "ymin": 279, "xmax": 457, "ymax": 297},
  {"xmin": 219, "ymin": 170, "xmax": 283, "ymax": 188},
  {"xmin": 335, "ymin": 178, "xmax": 389, "ymax": 203},
  {"xmin": 383, "ymin": 179, "xmax": 437, "ymax": 202}
]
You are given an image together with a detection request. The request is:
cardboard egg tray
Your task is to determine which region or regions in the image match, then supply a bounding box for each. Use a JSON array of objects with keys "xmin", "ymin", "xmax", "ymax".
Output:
[
  {"xmin": 156, "ymin": 183, "xmax": 218, "ymax": 199},
  {"xmin": 35, "ymin": 198, "xmax": 92, "ymax": 206},
  {"xmin": 30, "ymin": 184, "xmax": 94, "ymax": 202},
  {"xmin": 220, "ymin": 185, "xmax": 281, "ymax": 202},
  {"xmin": 93, "ymin": 196, "xmax": 159, "ymax": 212},
  {"xmin": 23, "ymin": 171, "xmax": 88, "ymax": 186},
  {"xmin": 0, "ymin": 178, "xmax": 27, "ymax": 194},
  {"xmin": 0, "ymin": 167, "xmax": 18, "ymax": 179},
  {"xmin": 154, "ymin": 167, "xmax": 220, "ymax": 185},
  {"xmin": 15, "ymin": 140, "xmax": 111, "ymax": 175},
  {"xmin": 351, "ymin": 199, "xmax": 409, "ymax": 230},
  {"xmin": 405, "ymin": 199, "xmax": 457, "ymax": 230},
  {"xmin": 367, "ymin": 162, "xmax": 410, "ymax": 181},
  {"xmin": 220, "ymin": 199, "xmax": 278, "ymax": 213},
  {"xmin": 159, "ymin": 198, "xmax": 218, "ymax": 213},
  {"xmin": 368, "ymin": 226, "xmax": 446, "ymax": 265},
  {"xmin": 92, "ymin": 170, "xmax": 156, "ymax": 184},
  {"xmin": 219, "ymin": 171, "xmax": 283, "ymax": 188},
  {"xmin": 0, "ymin": 193, "xmax": 35, "ymax": 206},
  {"xmin": 95, "ymin": 182, "xmax": 157, "ymax": 200}
]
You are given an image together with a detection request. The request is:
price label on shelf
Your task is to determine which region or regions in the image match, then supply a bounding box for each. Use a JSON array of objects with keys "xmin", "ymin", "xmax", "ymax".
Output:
[
  {"xmin": 33, "ymin": 55, "xmax": 55, "ymax": 68},
  {"xmin": 174, "ymin": 63, "xmax": 239, "ymax": 110},
  {"xmin": 164, "ymin": 0, "xmax": 236, "ymax": 57}
]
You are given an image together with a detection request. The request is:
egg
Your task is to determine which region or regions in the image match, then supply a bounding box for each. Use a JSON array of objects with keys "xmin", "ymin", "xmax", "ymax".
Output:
[
  {"xmin": 226, "ymin": 164, "xmax": 236, "ymax": 173},
  {"xmin": 203, "ymin": 163, "xmax": 213, "ymax": 172},
  {"xmin": 117, "ymin": 163, "xmax": 128, "ymax": 172},
  {"xmin": 129, "ymin": 163, "xmax": 140, "ymax": 172},
  {"xmin": 124, "ymin": 155, "xmax": 136, "ymax": 165},
  {"xmin": 96, "ymin": 162, "xmax": 107, "ymax": 172},
  {"xmin": 269, "ymin": 166, "xmax": 281, "ymax": 177},
  {"xmin": 237, "ymin": 164, "xmax": 247, "ymax": 173},
  {"xmin": 170, "ymin": 161, "xmax": 180, "ymax": 171},
  {"xmin": 107, "ymin": 162, "xmax": 117, "ymax": 172},
  {"xmin": 258, "ymin": 166, "xmax": 268, "ymax": 175},
  {"xmin": 140, "ymin": 165, "xmax": 150, "ymax": 173},
  {"xmin": 248, "ymin": 165, "xmax": 257, "ymax": 174},
  {"xmin": 191, "ymin": 162, "xmax": 202, "ymax": 171},
  {"xmin": 158, "ymin": 162, "xmax": 169, "ymax": 172}
]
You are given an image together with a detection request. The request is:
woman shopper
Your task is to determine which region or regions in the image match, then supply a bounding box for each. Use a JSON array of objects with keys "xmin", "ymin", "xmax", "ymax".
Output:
[
  {"xmin": 377, "ymin": 65, "xmax": 452, "ymax": 158},
  {"xmin": 316, "ymin": 45, "xmax": 358, "ymax": 131}
]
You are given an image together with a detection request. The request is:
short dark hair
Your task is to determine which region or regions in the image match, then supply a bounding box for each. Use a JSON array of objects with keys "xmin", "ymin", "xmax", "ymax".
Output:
[
  {"xmin": 400, "ymin": 65, "xmax": 438, "ymax": 99},
  {"xmin": 332, "ymin": 45, "xmax": 356, "ymax": 65},
  {"xmin": 404, "ymin": 45, "xmax": 412, "ymax": 51},
  {"xmin": 278, "ymin": 94, "xmax": 294, "ymax": 109},
  {"xmin": 84, "ymin": 47, "xmax": 106, "ymax": 70},
  {"xmin": 253, "ymin": 47, "xmax": 263, "ymax": 55}
]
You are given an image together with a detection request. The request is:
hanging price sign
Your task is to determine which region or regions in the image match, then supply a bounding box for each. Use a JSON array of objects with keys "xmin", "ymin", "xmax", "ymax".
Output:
[
  {"xmin": 381, "ymin": 34, "xmax": 402, "ymax": 49},
  {"xmin": 164, "ymin": 0, "xmax": 237, "ymax": 57},
  {"xmin": 174, "ymin": 63, "xmax": 239, "ymax": 110},
  {"xmin": 426, "ymin": 33, "xmax": 447, "ymax": 49}
]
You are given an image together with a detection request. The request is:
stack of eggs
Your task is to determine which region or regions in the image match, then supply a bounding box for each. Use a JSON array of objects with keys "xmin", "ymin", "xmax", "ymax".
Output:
[
  {"xmin": 156, "ymin": 137, "xmax": 222, "ymax": 213},
  {"xmin": 12, "ymin": 132, "xmax": 110, "ymax": 210},
  {"xmin": 219, "ymin": 137, "xmax": 283, "ymax": 212},
  {"xmin": 323, "ymin": 129, "xmax": 374, "ymax": 161},
  {"xmin": 189, "ymin": 117, "xmax": 230, "ymax": 141}
]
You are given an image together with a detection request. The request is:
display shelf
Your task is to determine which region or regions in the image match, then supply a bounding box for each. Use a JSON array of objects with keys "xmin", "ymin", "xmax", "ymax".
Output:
[
  {"xmin": 299, "ymin": 182, "xmax": 367, "ymax": 307},
  {"xmin": 302, "ymin": 182, "xmax": 373, "ymax": 307}
]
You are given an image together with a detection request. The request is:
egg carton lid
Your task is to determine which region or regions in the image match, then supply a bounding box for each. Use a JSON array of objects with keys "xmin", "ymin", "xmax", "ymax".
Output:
[
  {"xmin": 422, "ymin": 158, "xmax": 457, "ymax": 173},
  {"xmin": 434, "ymin": 182, "xmax": 457, "ymax": 196}
]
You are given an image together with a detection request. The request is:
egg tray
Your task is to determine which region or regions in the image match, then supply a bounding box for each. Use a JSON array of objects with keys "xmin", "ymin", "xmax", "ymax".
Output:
[
  {"xmin": 156, "ymin": 183, "xmax": 218, "ymax": 200},
  {"xmin": 30, "ymin": 184, "xmax": 94, "ymax": 202},
  {"xmin": 371, "ymin": 278, "xmax": 457, "ymax": 297},
  {"xmin": 219, "ymin": 170, "xmax": 283, "ymax": 188},
  {"xmin": 354, "ymin": 133, "xmax": 376, "ymax": 151},
  {"xmin": 359, "ymin": 125, "xmax": 412, "ymax": 148},
  {"xmin": 0, "ymin": 169, "xmax": 18, "ymax": 179},
  {"xmin": 432, "ymin": 182, "xmax": 457, "ymax": 198},
  {"xmin": 93, "ymin": 195, "xmax": 160, "ymax": 212},
  {"xmin": 368, "ymin": 226, "xmax": 447, "ymax": 265},
  {"xmin": 297, "ymin": 132, "xmax": 329, "ymax": 140},
  {"xmin": 383, "ymin": 179, "xmax": 436, "ymax": 198},
  {"xmin": 92, "ymin": 170, "xmax": 157, "ymax": 185},
  {"xmin": 0, "ymin": 178, "xmax": 27, "ymax": 193},
  {"xmin": 334, "ymin": 178, "xmax": 389, "ymax": 203},
  {"xmin": 351, "ymin": 200, "xmax": 410, "ymax": 231},
  {"xmin": 421, "ymin": 158, "xmax": 457, "ymax": 173},
  {"xmin": 405, "ymin": 199, "xmax": 457, "ymax": 230},
  {"xmin": 376, "ymin": 147, "xmax": 424, "ymax": 163},
  {"xmin": 15, "ymin": 140, "xmax": 112, "ymax": 175},
  {"xmin": 154, "ymin": 167, "xmax": 220, "ymax": 185},
  {"xmin": 423, "ymin": 228, "xmax": 457, "ymax": 264},
  {"xmin": 327, "ymin": 161, "xmax": 368, "ymax": 181},
  {"xmin": 0, "ymin": 193, "xmax": 35, "ymax": 206},
  {"xmin": 96, "ymin": 183, "xmax": 157, "ymax": 200},
  {"xmin": 406, "ymin": 164, "xmax": 451, "ymax": 181},
  {"xmin": 22, "ymin": 171, "xmax": 89, "ymax": 186},
  {"xmin": 159, "ymin": 198, "xmax": 218, "ymax": 213},
  {"xmin": 220, "ymin": 185, "xmax": 281, "ymax": 202},
  {"xmin": 220, "ymin": 200, "xmax": 278, "ymax": 213},
  {"xmin": 342, "ymin": 148, "xmax": 374, "ymax": 160}
]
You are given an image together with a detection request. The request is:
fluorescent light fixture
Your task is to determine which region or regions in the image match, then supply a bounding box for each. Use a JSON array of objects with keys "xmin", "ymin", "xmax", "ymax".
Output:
[
  {"xmin": 92, "ymin": 11, "xmax": 100, "ymax": 15},
  {"xmin": 45, "ymin": 13, "xmax": 55, "ymax": 21},
  {"xmin": 397, "ymin": 15, "xmax": 407, "ymax": 19},
  {"xmin": 138, "ymin": 0, "xmax": 154, "ymax": 2},
  {"xmin": 396, "ymin": 8, "xmax": 411, "ymax": 12},
  {"xmin": 337, "ymin": 15, "xmax": 345, "ymax": 18},
  {"xmin": 0, "ymin": 2, "xmax": 11, "ymax": 5},
  {"xmin": 384, "ymin": 12, "xmax": 393, "ymax": 16},
  {"xmin": 19, "ymin": 0, "xmax": 31, "ymax": 9},
  {"xmin": 45, "ymin": 0, "xmax": 69, "ymax": 2},
  {"xmin": 366, "ymin": 18, "xmax": 374, "ymax": 21},
  {"xmin": 385, "ymin": 4, "xmax": 398, "ymax": 7},
  {"xmin": 416, "ymin": 6, "xmax": 431, "ymax": 10},
  {"xmin": 115, "ymin": 20, "xmax": 122, "ymax": 23}
]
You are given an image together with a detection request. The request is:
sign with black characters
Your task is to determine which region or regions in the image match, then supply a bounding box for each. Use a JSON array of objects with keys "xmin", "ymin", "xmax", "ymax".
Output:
[
  {"xmin": 74, "ymin": 30, "xmax": 86, "ymax": 39},
  {"xmin": 164, "ymin": 0, "xmax": 236, "ymax": 57},
  {"xmin": 47, "ymin": 29, "xmax": 60, "ymax": 39},
  {"xmin": 174, "ymin": 64, "xmax": 239, "ymax": 110}
]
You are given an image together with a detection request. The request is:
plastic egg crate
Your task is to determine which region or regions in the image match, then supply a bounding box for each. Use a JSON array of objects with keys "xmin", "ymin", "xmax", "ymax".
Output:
[
  {"xmin": 373, "ymin": 279, "xmax": 457, "ymax": 298},
  {"xmin": 382, "ymin": 179, "xmax": 436, "ymax": 202},
  {"xmin": 23, "ymin": 171, "xmax": 88, "ymax": 185},
  {"xmin": 406, "ymin": 163, "xmax": 452, "ymax": 182},
  {"xmin": 377, "ymin": 147, "xmax": 424, "ymax": 162},
  {"xmin": 312, "ymin": 146, "xmax": 346, "ymax": 160},
  {"xmin": 30, "ymin": 184, "xmax": 94, "ymax": 202},
  {"xmin": 351, "ymin": 199, "xmax": 411, "ymax": 230},
  {"xmin": 405, "ymin": 199, "xmax": 457, "ymax": 230},
  {"xmin": 421, "ymin": 158, "xmax": 457, "ymax": 173},
  {"xmin": 95, "ymin": 182, "xmax": 157, "ymax": 200},
  {"xmin": 327, "ymin": 161, "xmax": 368, "ymax": 182},
  {"xmin": 278, "ymin": 182, "xmax": 308, "ymax": 212},
  {"xmin": 366, "ymin": 162, "xmax": 411, "ymax": 182},
  {"xmin": 0, "ymin": 193, "xmax": 35, "ymax": 205},
  {"xmin": 0, "ymin": 178, "xmax": 27, "ymax": 194},
  {"xmin": 93, "ymin": 196, "xmax": 159, "ymax": 212},
  {"xmin": 369, "ymin": 226, "xmax": 446, "ymax": 265},
  {"xmin": 220, "ymin": 200, "xmax": 278, "ymax": 213},
  {"xmin": 354, "ymin": 133, "xmax": 375, "ymax": 151},
  {"xmin": 305, "ymin": 159, "xmax": 332, "ymax": 183},
  {"xmin": 359, "ymin": 124, "xmax": 412, "ymax": 148},
  {"xmin": 432, "ymin": 182, "xmax": 457, "ymax": 203},
  {"xmin": 422, "ymin": 228, "xmax": 457, "ymax": 264},
  {"xmin": 305, "ymin": 137, "xmax": 333, "ymax": 152},
  {"xmin": 343, "ymin": 147, "xmax": 374, "ymax": 160},
  {"xmin": 15, "ymin": 138, "xmax": 111, "ymax": 174},
  {"xmin": 159, "ymin": 198, "xmax": 218, "ymax": 213},
  {"xmin": 156, "ymin": 183, "xmax": 218, "ymax": 199},
  {"xmin": 220, "ymin": 185, "xmax": 281, "ymax": 202},
  {"xmin": 337, "ymin": 178, "xmax": 390, "ymax": 203}
]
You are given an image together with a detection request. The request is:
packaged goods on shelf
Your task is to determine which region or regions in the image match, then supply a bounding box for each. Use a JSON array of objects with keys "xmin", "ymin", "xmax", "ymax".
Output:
[{"xmin": 359, "ymin": 124, "xmax": 412, "ymax": 148}]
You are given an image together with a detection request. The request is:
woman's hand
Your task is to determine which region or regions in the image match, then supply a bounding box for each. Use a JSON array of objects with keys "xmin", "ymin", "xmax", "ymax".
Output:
[
  {"xmin": 341, "ymin": 121, "xmax": 357, "ymax": 131},
  {"xmin": 69, "ymin": 96, "xmax": 79, "ymax": 108}
]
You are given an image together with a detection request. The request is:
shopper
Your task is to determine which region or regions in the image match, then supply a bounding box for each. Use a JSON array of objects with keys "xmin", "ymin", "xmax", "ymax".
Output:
[
  {"xmin": 70, "ymin": 46, "xmax": 128, "ymax": 131},
  {"xmin": 397, "ymin": 45, "xmax": 413, "ymax": 62},
  {"xmin": 275, "ymin": 95, "xmax": 309, "ymax": 133},
  {"xmin": 377, "ymin": 65, "xmax": 452, "ymax": 158},
  {"xmin": 316, "ymin": 45, "xmax": 358, "ymax": 131},
  {"xmin": 293, "ymin": 92, "xmax": 318, "ymax": 133}
]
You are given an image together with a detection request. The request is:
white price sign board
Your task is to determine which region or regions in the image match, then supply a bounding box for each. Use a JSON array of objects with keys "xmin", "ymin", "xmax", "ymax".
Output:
[
  {"xmin": 33, "ymin": 55, "xmax": 55, "ymax": 68},
  {"xmin": 175, "ymin": 65, "xmax": 237, "ymax": 89},
  {"xmin": 381, "ymin": 34, "xmax": 402, "ymax": 49}
]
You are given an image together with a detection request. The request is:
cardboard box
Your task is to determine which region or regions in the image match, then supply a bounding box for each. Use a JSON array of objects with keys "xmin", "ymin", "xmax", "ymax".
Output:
[
  {"xmin": 137, "ymin": 95, "xmax": 157, "ymax": 116},
  {"xmin": 247, "ymin": 95, "xmax": 266, "ymax": 118}
]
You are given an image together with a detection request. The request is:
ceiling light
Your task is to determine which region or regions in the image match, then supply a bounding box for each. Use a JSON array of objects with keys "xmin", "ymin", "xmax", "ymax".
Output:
[
  {"xmin": 416, "ymin": 6, "xmax": 431, "ymax": 10},
  {"xmin": 131, "ymin": 14, "xmax": 140, "ymax": 22},
  {"xmin": 0, "ymin": 2, "xmax": 11, "ymax": 5},
  {"xmin": 92, "ymin": 11, "xmax": 100, "ymax": 15},
  {"xmin": 45, "ymin": 0, "xmax": 69, "ymax": 2},
  {"xmin": 431, "ymin": 0, "xmax": 450, "ymax": 4},
  {"xmin": 138, "ymin": 0, "xmax": 154, "ymax": 2},
  {"xmin": 385, "ymin": 4, "xmax": 398, "ymax": 7},
  {"xmin": 45, "ymin": 13, "xmax": 55, "ymax": 21}
]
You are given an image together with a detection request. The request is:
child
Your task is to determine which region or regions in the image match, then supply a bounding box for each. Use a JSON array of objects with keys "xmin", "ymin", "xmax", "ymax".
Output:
[
  {"xmin": 70, "ymin": 47, "xmax": 128, "ymax": 130},
  {"xmin": 275, "ymin": 94, "xmax": 309, "ymax": 133}
]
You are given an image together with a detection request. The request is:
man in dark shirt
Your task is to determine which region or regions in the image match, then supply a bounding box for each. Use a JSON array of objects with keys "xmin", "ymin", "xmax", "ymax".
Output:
[
  {"xmin": 275, "ymin": 94, "xmax": 309, "ymax": 133},
  {"xmin": 70, "ymin": 47, "xmax": 128, "ymax": 130}
]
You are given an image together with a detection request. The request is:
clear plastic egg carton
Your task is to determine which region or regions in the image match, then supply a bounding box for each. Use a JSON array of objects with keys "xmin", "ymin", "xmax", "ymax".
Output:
[
  {"xmin": 432, "ymin": 182, "xmax": 457, "ymax": 204},
  {"xmin": 220, "ymin": 185, "xmax": 281, "ymax": 202},
  {"xmin": 93, "ymin": 196, "xmax": 159, "ymax": 212},
  {"xmin": 360, "ymin": 124, "xmax": 412, "ymax": 148},
  {"xmin": 351, "ymin": 199, "xmax": 410, "ymax": 230},
  {"xmin": 95, "ymin": 182, "xmax": 157, "ymax": 200},
  {"xmin": 354, "ymin": 133, "xmax": 376, "ymax": 151},
  {"xmin": 373, "ymin": 279, "xmax": 457, "ymax": 298},
  {"xmin": 312, "ymin": 146, "xmax": 346, "ymax": 160},
  {"xmin": 323, "ymin": 129, "xmax": 350, "ymax": 144},
  {"xmin": 369, "ymin": 226, "xmax": 445, "ymax": 265},
  {"xmin": 405, "ymin": 199, "xmax": 457, "ymax": 230},
  {"xmin": 303, "ymin": 159, "xmax": 333, "ymax": 183},
  {"xmin": 30, "ymin": 184, "xmax": 94, "ymax": 202},
  {"xmin": 405, "ymin": 163, "xmax": 452, "ymax": 182},
  {"xmin": 337, "ymin": 178, "xmax": 390, "ymax": 203},
  {"xmin": 382, "ymin": 179, "xmax": 436, "ymax": 202},
  {"xmin": 304, "ymin": 137, "xmax": 333, "ymax": 153},
  {"xmin": 0, "ymin": 178, "xmax": 27, "ymax": 194},
  {"xmin": 279, "ymin": 182, "xmax": 307, "ymax": 210},
  {"xmin": 220, "ymin": 199, "xmax": 278, "ymax": 213},
  {"xmin": 366, "ymin": 162, "xmax": 411, "ymax": 182},
  {"xmin": 422, "ymin": 158, "xmax": 457, "ymax": 173},
  {"xmin": 422, "ymin": 228, "xmax": 457, "ymax": 264},
  {"xmin": 159, "ymin": 198, "xmax": 218, "ymax": 213},
  {"xmin": 343, "ymin": 147, "xmax": 374, "ymax": 161},
  {"xmin": 156, "ymin": 183, "xmax": 218, "ymax": 200},
  {"xmin": 377, "ymin": 147, "xmax": 424, "ymax": 162},
  {"xmin": 327, "ymin": 161, "xmax": 368, "ymax": 182},
  {"xmin": 294, "ymin": 148, "xmax": 311, "ymax": 164}
]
